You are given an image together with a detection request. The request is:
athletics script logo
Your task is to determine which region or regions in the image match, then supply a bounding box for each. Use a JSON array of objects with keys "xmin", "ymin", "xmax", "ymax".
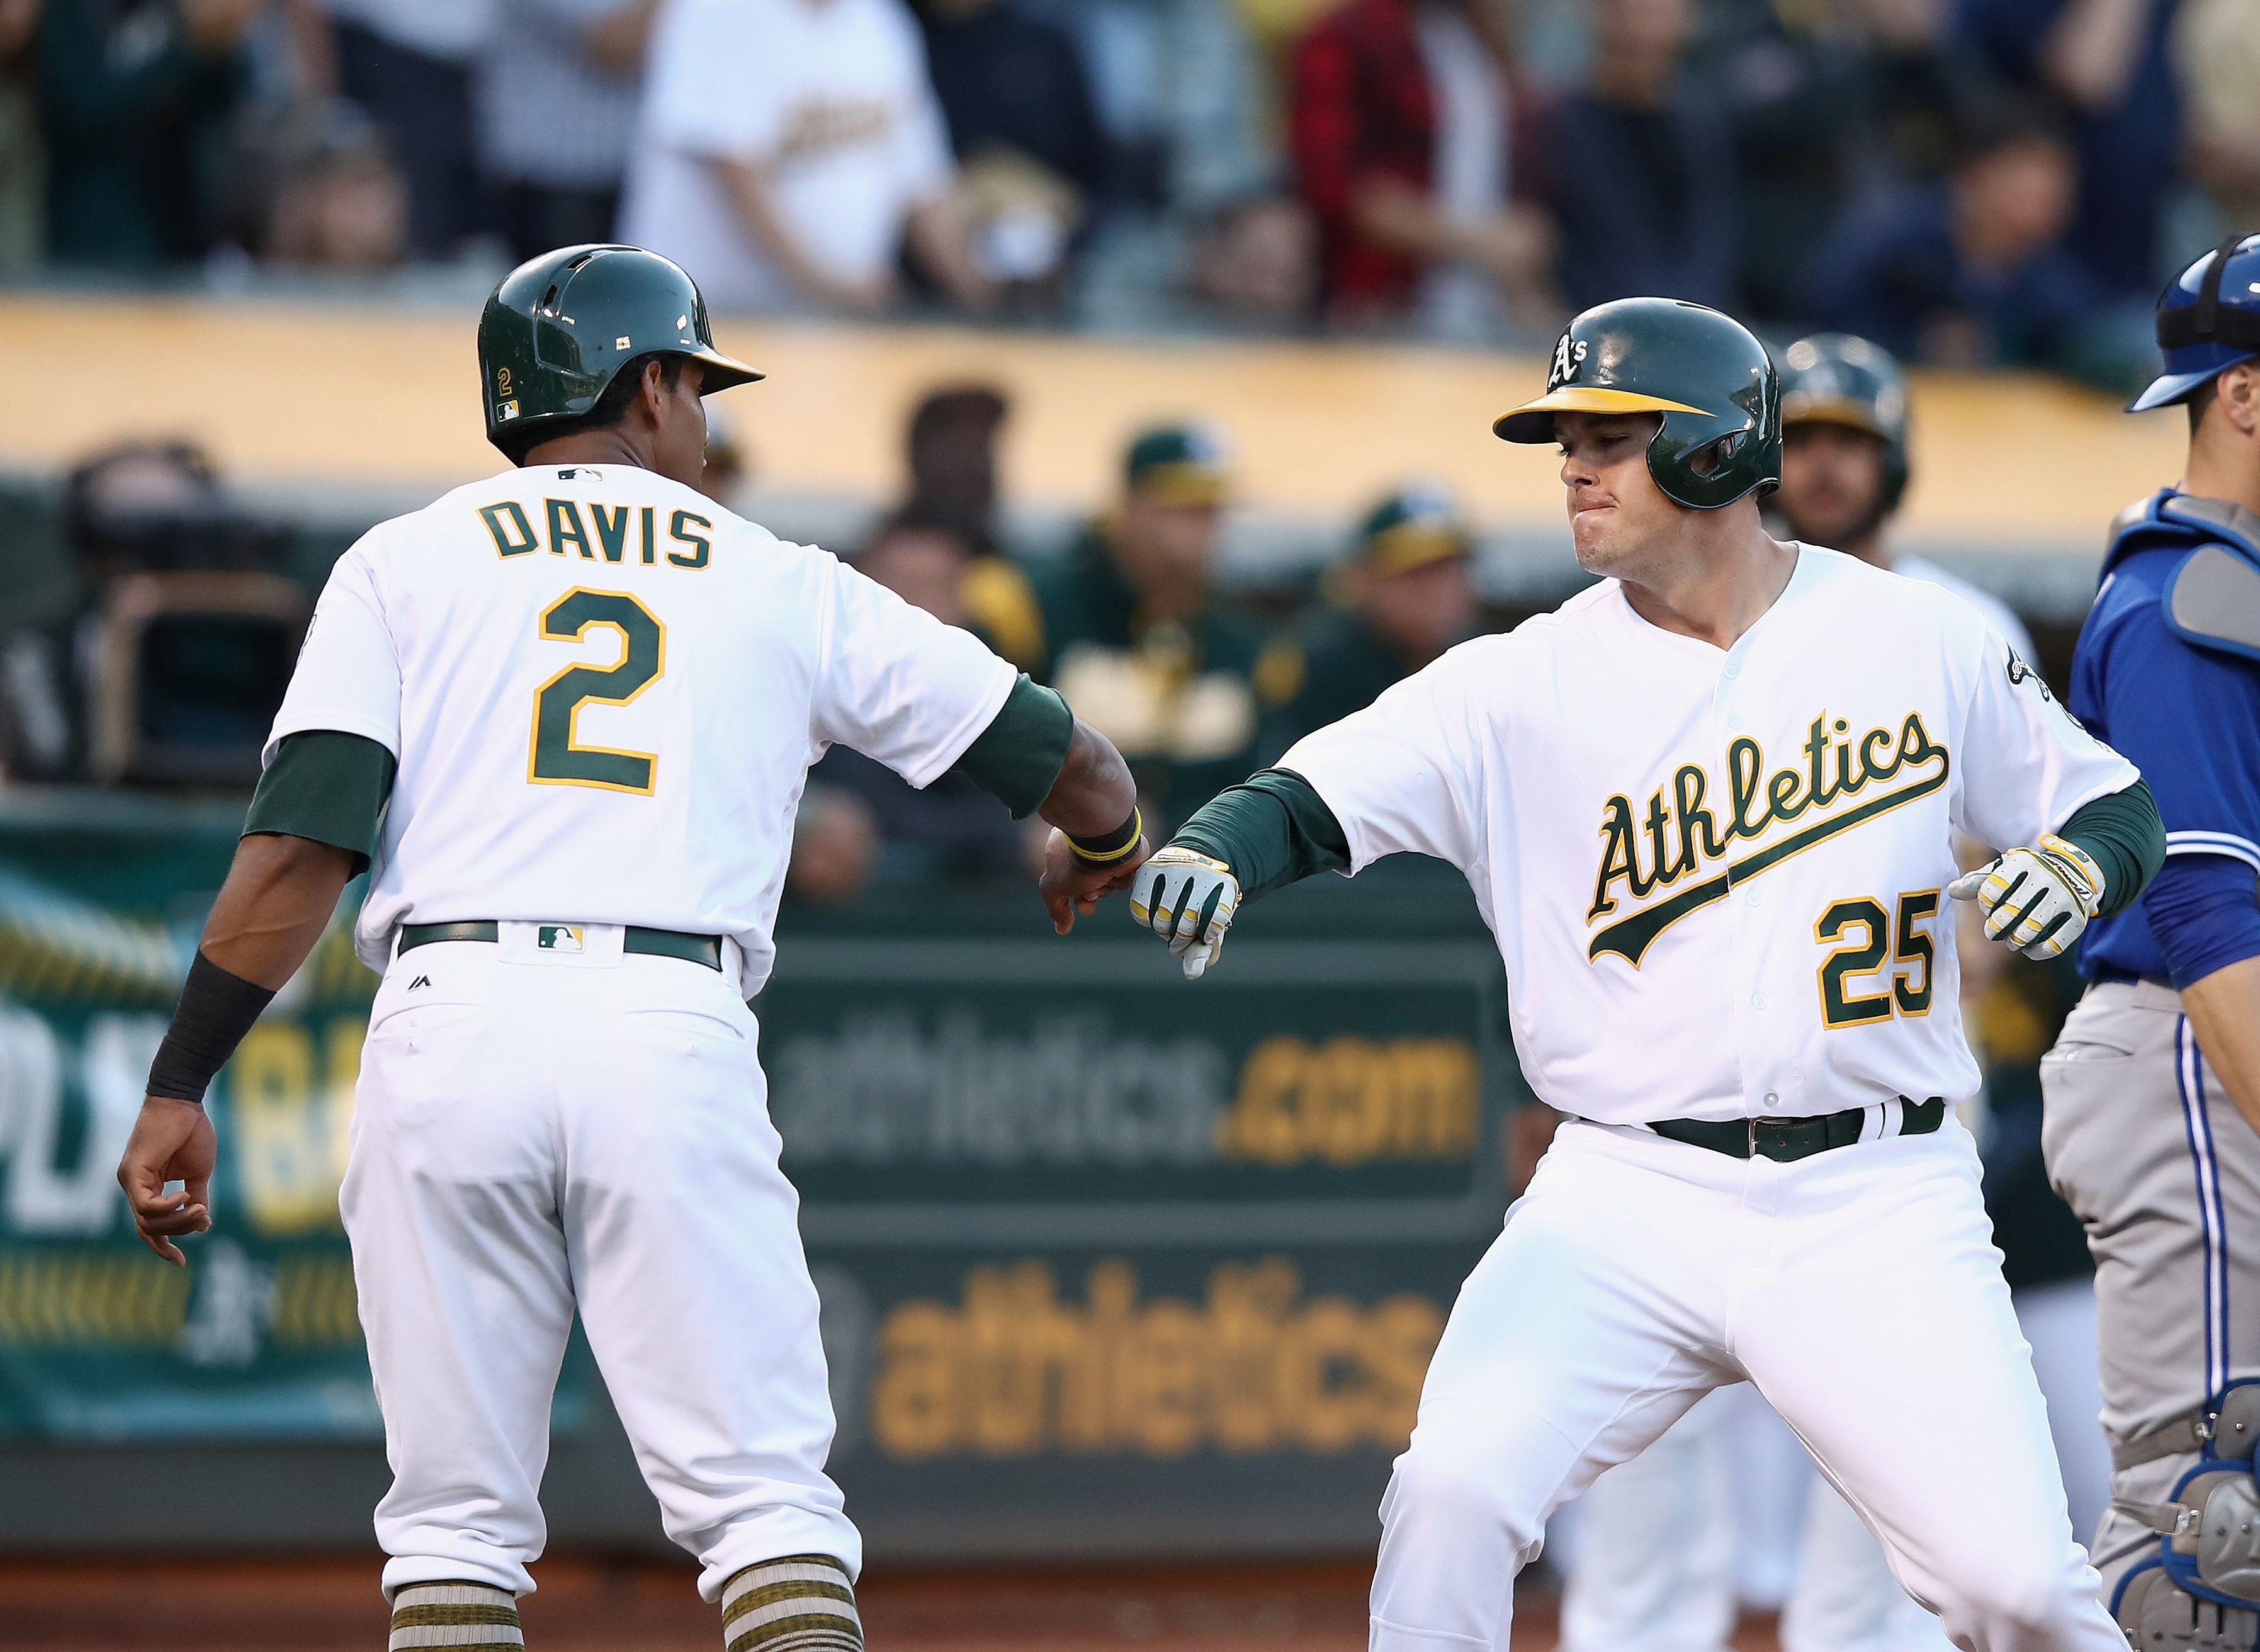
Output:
[{"xmin": 1585, "ymin": 710, "xmax": 1951, "ymax": 966}]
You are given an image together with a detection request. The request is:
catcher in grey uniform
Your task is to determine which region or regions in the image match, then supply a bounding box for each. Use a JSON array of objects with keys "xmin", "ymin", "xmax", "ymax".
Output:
[{"xmin": 2044, "ymin": 232, "xmax": 2260, "ymax": 1647}]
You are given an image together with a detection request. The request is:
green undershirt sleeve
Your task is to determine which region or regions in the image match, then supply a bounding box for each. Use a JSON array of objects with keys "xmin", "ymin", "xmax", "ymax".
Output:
[
  {"xmin": 1173, "ymin": 768, "xmax": 1351, "ymax": 903},
  {"xmin": 952, "ymin": 674, "xmax": 1073, "ymax": 820},
  {"xmin": 2058, "ymin": 779, "xmax": 2165, "ymax": 917},
  {"xmin": 242, "ymin": 730, "xmax": 396, "ymax": 873}
]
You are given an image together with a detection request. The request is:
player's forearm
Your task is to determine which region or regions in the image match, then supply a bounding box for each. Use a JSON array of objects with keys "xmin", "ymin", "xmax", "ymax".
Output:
[
  {"xmin": 200, "ymin": 831, "xmax": 359, "ymax": 989},
  {"xmin": 145, "ymin": 832, "xmax": 355, "ymax": 1107},
  {"xmin": 1038, "ymin": 718, "xmax": 1138, "ymax": 840},
  {"xmin": 1173, "ymin": 768, "xmax": 1350, "ymax": 903},
  {"xmin": 2182, "ymin": 956, "xmax": 2260, "ymax": 1137},
  {"xmin": 2059, "ymin": 779, "xmax": 2165, "ymax": 915}
]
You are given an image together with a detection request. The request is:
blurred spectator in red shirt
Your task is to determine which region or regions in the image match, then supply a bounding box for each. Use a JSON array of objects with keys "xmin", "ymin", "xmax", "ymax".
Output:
[{"xmin": 1287, "ymin": 0, "xmax": 1552, "ymax": 335}]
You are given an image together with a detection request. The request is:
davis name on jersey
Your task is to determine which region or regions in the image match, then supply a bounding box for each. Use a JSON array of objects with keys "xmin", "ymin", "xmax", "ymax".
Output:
[
  {"xmin": 1281, "ymin": 546, "xmax": 2137, "ymax": 1126},
  {"xmin": 271, "ymin": 463, "xmax": 1014, "ymax": 982}
]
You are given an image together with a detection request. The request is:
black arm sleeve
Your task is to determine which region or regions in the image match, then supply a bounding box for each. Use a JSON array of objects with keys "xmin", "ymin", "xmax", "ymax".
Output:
[
  {"xmin": 1173, "ymin": 768, "xmax": 1351, "ymax": 903},
  {"xmin": 242, "ymin": 730, "xmax": 396, "ymax": 873},
  {"xmin": 951, "ymin": 674, "xmax": 1074, "ymax": 819},
  {"xmin": 2059, "ymin": 779, "xmax": 2166, "ymax": 918}
]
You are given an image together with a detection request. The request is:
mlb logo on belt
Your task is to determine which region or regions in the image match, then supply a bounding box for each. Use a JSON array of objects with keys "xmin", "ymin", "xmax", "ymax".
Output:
[{"xmin": 537, "ymin": 925, "xmax": 584, "ymax": 953}]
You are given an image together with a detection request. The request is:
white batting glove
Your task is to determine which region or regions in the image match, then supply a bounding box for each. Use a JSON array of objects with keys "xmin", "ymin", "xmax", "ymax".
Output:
[
  {"xmin": 1129, "ymin": 847, "xmax": 1241, "ymax": 980},
  {"xmin": 1947, "ymin": 835, "xmax": 2105, "ymax": 960}
]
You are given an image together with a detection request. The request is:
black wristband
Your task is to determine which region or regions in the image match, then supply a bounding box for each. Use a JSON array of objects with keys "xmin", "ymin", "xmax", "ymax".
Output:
[
  {"xmin": 1068, "ymin": 806, "xmax": 1143, "ymax": 869},
  {"xmin": 147, "ymin": 953, "xmax": 277, "ymax": 1106}
]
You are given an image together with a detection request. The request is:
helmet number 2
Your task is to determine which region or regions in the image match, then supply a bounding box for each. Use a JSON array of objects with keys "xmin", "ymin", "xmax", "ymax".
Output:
[{"xmin": 528, "ymin": 588, "xmax": 665, "ymax": 794}]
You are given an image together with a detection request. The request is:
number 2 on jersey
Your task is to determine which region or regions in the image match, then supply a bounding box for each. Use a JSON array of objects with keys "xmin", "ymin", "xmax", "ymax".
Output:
[
  {"xmin": 1814, "ymin": 891, "xmax": 1940, "ymax": 1028},
  {"xmin": 529, "ymin": 589, "xmax": 664, "ymax": 794}
]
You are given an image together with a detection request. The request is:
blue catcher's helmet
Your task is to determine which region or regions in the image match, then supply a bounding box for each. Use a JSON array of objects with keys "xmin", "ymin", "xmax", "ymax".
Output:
[{"xmin": 2129, "ymin": 231, "xmax": 2260, "ymax": 412}]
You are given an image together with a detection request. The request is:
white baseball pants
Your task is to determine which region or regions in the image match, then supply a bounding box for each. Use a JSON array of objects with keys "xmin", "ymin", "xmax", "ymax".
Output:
[
  {"xmin": 1371, "ymin": 1117, "xmax": 2121, "ymax": 1652},
  {"xmin": 1561, "ymin": 1386, "xmax": 1952, "ymax": 1652},
  {"xmin": 341, "ymin": 925, "xmax": 858, "ymax": 1600}
]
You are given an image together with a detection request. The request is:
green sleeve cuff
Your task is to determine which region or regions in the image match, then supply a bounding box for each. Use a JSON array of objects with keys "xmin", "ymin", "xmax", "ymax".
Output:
[
  {"xmin": 244, "ymin": 730, "xmax": 396, "ymax": 873},
  {"xmin": 1173, "ymin": 768, "xmax": 1350, "ymax": 902},
  {"xmin": 951, "ymin": 674, "xmax": 1073, "ymax": 819},
  {"xmin": 2060, "ymin": 779, "xmax": 2165, "ymax": 917}
]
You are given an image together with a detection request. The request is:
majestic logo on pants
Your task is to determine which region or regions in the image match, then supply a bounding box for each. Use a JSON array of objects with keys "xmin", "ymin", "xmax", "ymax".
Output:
[{"xmin": 1586, "ymin": 711, "xmax": 1950, "ymax": 966}]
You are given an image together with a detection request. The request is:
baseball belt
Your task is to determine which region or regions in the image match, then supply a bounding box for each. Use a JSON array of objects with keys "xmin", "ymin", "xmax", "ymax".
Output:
[
  {"xmin": 1647, "ymin": 1097, "xmax": 1946, "ymax": 1163},
  {"xmin": 397, "ymin": 920, "xmax": 723, "ymax": 972}
]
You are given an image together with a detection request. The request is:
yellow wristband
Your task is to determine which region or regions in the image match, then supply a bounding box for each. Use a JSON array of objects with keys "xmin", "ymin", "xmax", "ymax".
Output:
[{"xmin": 1070, "ymin": 807, "xmax": 1143, "ymax": 867}]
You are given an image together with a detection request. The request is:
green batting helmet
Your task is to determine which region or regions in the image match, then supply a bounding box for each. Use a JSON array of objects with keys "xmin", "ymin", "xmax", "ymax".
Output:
[
  {"xmin": 477, "ymin": 244, "xmax": 762, "ymax": 453},
  {"xmin": 1494, "ymin": 297, "xmax": 1781, "ymax": 511},
  {"xmin": 1778, "ymin": 332, "xmax": 1911, "ymax": 514}
]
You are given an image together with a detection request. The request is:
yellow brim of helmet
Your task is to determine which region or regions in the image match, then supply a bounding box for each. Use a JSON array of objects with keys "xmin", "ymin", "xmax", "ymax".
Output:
[
  {"xmin": 1493, "ymin": 387, "xmax": 1708, "ymax": 443},
  {"xmin": 687, "ymin": 346, "xmax": 764, "ymax": 391},
  {"xmin": 1779, "ymin": 394, "xmax": 1885, "ymax": 438},
  {"xmin": 1365, "ymin": 524, "xmax": 1472, "ymax": 577}
]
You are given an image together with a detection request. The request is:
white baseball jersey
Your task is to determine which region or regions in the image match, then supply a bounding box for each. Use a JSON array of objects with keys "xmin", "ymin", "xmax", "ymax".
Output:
[
  {"xmin": 1281, "ymin": 545, "xmax": 2138, "ymax": 1126},
  {"xmin": 1897, "ymin": 553, "xmax": 2036, "ymax": 665},
  {"xmin": 269, "ymin": 463, "xmax": 1015, "ymax": 982}
]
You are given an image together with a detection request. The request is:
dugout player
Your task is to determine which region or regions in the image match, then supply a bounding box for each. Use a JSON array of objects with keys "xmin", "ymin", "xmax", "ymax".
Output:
[
  {"xmin": 113, "ymin": 246, "xmax": 1150, "ymax": 1650},
  {"xmin": 1129, "ymin": 297, "xmax": 2164, "ymax": 1652},
  {"xmin": 2043, "ymin": 231, "xmax": 2260, "ymax": 1648}
]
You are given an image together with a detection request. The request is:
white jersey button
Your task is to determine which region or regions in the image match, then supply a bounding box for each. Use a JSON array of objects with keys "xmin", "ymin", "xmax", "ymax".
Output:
[
  {"xmin": 1763, "ymin": 1092, "xmax": 1779, "ymax": 1106},
  {"xmin": 1753, "ymin": 993, "xmax": 1768, "ymax": 1009}
]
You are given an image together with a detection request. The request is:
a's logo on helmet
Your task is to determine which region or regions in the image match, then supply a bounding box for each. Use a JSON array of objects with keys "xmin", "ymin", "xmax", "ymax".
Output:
[
  {"xmin": 1549, "ymin": 334, "xmax": 1589, "ymax": 390},
  {"xmin": 495, "ymin": 367, "xmax": 512, "ymax": 396}
]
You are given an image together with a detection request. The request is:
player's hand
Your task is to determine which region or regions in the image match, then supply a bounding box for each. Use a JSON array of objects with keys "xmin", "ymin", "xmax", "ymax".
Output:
[
  {"xmin": 116, "ymin": 1097, "xmax": 217, "ymax": 1267},
  {"xmin": 1129, "ymin": 847, "xmax": 1241, "ymax": 980},
  {"xmin": 1039, "ymin": 829, "xmax": 1151, "ymax": 935},
  {"xmin": 1946, "ymin": 835, "xmax": 2105, "ymax": 960}
]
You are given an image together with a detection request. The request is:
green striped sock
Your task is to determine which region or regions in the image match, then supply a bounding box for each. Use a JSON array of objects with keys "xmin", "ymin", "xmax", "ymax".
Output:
[
  {"xmin": 388, "ymin": 1581, "xmax": 523, "ymax": 1652},
  {"xmin": 720, "ymin": 1554, "xmax": 862, "ymax": 1652}
]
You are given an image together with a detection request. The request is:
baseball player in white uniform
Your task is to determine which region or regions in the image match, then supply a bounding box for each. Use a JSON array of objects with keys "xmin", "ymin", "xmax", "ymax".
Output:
[
  {"xmin": 1127, "ymin": 298, "xmax": 2165, "ymax": 1652},
  {"xmin": 114, "ymin": 246, "xmax": 1150, "ymax": 1650},
  {"xmin": 1557, "ymin": 332, "xmax": 2071, "ymax": 1652}
]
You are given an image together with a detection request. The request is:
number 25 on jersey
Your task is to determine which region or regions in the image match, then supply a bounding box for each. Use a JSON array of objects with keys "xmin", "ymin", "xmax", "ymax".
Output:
[
  {"xmin": 528, "ymin": 588, "xmax": 665, "ymax": 795},
  {"xmin": 1815, "ymin": 891, "xmax": 1940, "ymax": 1029}
]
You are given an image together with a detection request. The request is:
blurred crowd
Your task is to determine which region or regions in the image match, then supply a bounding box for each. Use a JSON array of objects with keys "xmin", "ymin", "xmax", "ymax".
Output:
[{"xmin": 2, "ymin": 0, "xmax": 2256, "ymax": 385}]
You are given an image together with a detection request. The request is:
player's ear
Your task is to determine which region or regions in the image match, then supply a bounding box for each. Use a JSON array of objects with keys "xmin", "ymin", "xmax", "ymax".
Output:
[{"xmin": 2225, "ymin": 363, "xmax": 2260, "ymax": 436}]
